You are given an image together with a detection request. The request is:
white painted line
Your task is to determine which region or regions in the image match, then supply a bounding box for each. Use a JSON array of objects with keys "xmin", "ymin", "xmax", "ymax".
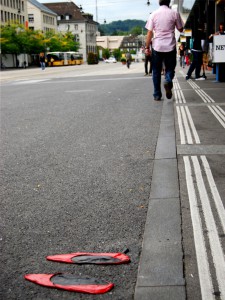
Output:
[
  {"xmin": 208, "ymin": 106, "xmax": 225, "ymax": 128},
  {"xmin": 65, "ymin": 90, "xmax": 94, "ymax": 93},
  {"xmin": 13, "ymin": 79, "xmax": 50, "ymax": 85},
  {"xmin": 184, "ymin": 106, "xmax": 200, "ymax": 144},
  {"xmin": 198, "ymin": 90, "xmax": 215, "ymax": 103},
  {"xmin": 216, "ymin": 106, "xmax": 225, "ymax": 117},
  {"xmin": 192, "ymin": 156, "xmax": 225, "ymax": 299},
  {"xmin": 195, "ymin": 89, "xmax": 211, "ymax": 103},
  {"xmin": 183, "ymin": 156, "xmax": 214, "ymax": 300},
  {"xmin": 211, "ymin": 106, "xmax": 225, "ymax": 121},
  {"xmin": 201, "ymin": 156, "xmax": 225, "ymax": 233},
  {"xmin": 176, "ymin": 107, "xmax": 186, "ymax": 144},
  {"xmin": 180, "ymin": 106, "xmax": 193, "ymax": 144},
  {"xmin": 174, "ymin": 89, "xmax": 179, "ymax": 103}
]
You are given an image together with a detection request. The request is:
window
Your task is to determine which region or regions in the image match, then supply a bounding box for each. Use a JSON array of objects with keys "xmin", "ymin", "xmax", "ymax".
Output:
[
  {"xmin": 57, "ymin": 15, "xmax": 61, "ymax": 20},
  {"xmin": 74, "ymin": 24, "xmax": 78, "ymax": 30},
  {"xmin": 28, "ymin": 14, "xmax": 34, "ymax": 22}
]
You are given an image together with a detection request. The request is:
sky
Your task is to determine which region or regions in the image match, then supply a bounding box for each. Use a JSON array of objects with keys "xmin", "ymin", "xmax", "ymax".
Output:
[{"xmin": 40, "ymin": 0, "xmax": 160, "ymax": 24}]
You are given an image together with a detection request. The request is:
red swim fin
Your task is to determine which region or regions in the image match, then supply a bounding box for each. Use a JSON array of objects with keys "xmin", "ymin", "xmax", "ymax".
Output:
[
  {"xmin": 24, "ymin": 273, "xmax": 114, "ymax": 294},
  {"xmin": 46, "ymin": 252, "xmax": 130, "ymax": 265}
]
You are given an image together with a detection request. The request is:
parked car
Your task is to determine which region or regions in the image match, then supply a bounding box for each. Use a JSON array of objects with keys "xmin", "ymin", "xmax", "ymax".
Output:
[{"xmin": 104, "ymin": 57, "xmax": 117, "ymax": 63}]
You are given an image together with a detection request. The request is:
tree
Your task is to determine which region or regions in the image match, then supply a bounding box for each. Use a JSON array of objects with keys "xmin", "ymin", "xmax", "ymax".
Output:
[
  {"xmin": 0, "ymin": 24, "xmax": 80, "ymax": 55},
  {"xmin": 130, "ymin": 26, "xmax": 142, "ymax": 36},
  {"xmin": 112, "ymin": 48, "xmax": 121, "ymax": 61},
  {"xmin": 102, "ymin": 48, "xmax": 110, "ymax": 59}
]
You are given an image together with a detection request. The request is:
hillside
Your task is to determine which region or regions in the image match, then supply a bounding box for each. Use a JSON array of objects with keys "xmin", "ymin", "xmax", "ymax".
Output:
[{"xmin": 99, "ymin": 19, "xmax": 147, "ymax": 36}]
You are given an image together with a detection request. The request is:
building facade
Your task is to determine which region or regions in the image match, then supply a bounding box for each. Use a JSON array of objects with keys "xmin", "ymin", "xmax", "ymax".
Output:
[
  {"xmin": 96, "ymin": 35, "xmax": 124, "ymax": 52},
  {"xmin": 27, "ymin": 0, "xmax": 57, "ymax": 32},
  {"xmin": 1, "ymin": 0, "xmax": 28, "ymax": 25},
  {"xmin": 44, "ymin": 2, "xmax": 98, "ymax": 61}
]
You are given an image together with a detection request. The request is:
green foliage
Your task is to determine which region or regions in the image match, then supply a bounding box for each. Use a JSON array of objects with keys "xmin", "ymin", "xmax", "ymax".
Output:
[
  {"xmin": 112, "ymin": 48, "xmax": 121, "ymax": 61},
  {"xmin": 120, "ymin": 57, "xmax": 126, "ymax": 62},
  {"xmin": 0, "ymin": 24, "xmax": 80, "ymax": 55},
  {"xmin": 130, "ymin": 26, "xmax": 142, "ymax": 36},
  {"xmin": 87, "ymin": 52, "xmax": 98, "ymax": 64},
  {"xmin": 99, "ymin": 19, "xmax": 147, "ymax": 36},
  {"xmin": 102, "ymin": 48, "xmax": 110, "ymax": 59}
]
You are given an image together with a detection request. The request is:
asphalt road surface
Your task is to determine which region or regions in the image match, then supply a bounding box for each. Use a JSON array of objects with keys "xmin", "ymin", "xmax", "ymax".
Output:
[{"xmin": 1, "ymin": 63, "xmax": 162, "ymax": 299}]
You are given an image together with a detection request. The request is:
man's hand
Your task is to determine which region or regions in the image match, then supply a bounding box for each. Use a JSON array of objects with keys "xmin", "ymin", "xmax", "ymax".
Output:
[{"xmin": 145, "ymin": 48, "xmax": 151, "ymax": 55}]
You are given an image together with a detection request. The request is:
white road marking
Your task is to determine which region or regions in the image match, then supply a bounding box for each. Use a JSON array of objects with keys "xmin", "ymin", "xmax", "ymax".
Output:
[
  {"xmin": 176, "ymin": 105, "xmax": 200, "ymax": 144},
  {"xmin": 12, "ymin": 79, "xmax": 50, "ymax": 85},
  {"xmin": 65, "ymin": 90, "xmax": 94, "ymax": 93},
  {"xmin": 208, "ymin": 106, "xmax": 225, "ymax": 128},
  {"xmin": 184, "ymin": 156, "xmax": 214, "ymax": 300},
  {"xmin": 201, "ymin": 156, "xmax": 225, "ymax": 233},
  {"xmin": 184, "ymin": 106, "xmax": 201, "ymax": 144},
  {"xmin": 180, "ymin": 106, "xmax": 193, "ymax": 144},
  {"xmin": 181, "ymin": 75, "xmax": 225, "ymax": 129},
  {"xmin": 176, "ymin": 106, "xmax": 186, "ymax": 144},
  {"xmin": 192, "ymin": 156, "xmax": 225, "ymax": 299}
]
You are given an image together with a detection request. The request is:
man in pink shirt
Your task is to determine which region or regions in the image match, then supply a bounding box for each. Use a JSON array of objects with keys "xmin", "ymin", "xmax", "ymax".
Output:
[{"xmin": 145, "ymin": 0, "xmax": 183, "ymax": 100}]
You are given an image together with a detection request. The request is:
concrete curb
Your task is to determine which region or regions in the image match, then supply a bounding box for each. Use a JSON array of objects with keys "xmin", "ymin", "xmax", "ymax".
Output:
[{"xmin": 134, "ymin": 99, "xmax": 186, "ymax": 300}]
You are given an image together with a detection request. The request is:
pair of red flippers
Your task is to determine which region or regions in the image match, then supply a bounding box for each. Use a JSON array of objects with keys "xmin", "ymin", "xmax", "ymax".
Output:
[{"xmin": 25, "ymin": 251, "xmax": 130, "ymax": 294}]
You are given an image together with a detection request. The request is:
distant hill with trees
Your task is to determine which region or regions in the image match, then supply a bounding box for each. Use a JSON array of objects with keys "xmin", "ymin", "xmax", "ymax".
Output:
[{"xmin": 99, "ymin": 19, "xmax": 147, "ymax": 36}]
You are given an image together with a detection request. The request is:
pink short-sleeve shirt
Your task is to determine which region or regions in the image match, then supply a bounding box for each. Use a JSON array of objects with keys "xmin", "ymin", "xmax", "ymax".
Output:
[{"xmin": 145, "ymin": 5, "xmax": 183, "ymax": 52}]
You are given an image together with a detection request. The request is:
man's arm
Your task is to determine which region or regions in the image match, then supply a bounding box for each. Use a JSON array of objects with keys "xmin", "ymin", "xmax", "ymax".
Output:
[
  {"xmin": 145, "ymin": 30, "xmax": 153, "ymax": 55},
  {"xmin": 145, "ymin": 30, "xmax": 153, "ymax": 49}
]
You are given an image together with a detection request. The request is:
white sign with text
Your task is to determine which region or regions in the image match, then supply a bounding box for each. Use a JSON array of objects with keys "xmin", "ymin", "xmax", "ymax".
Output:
[{"xmin": 213, "ymin": 35, "xmax": 225, "ymax": 63}]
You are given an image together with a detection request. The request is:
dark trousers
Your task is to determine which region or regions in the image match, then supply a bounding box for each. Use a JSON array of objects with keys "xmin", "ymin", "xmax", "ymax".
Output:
[
  {"xmin": 145, "ymin": 55, "xmax": 152, "ymax": 74},
  {"xmin": 152, "ymin": 48, "xmax": 177, "ymax": 99},
  {"xmin": 187, "ymin": 50, "xmax": 203, "ymax": 79}
]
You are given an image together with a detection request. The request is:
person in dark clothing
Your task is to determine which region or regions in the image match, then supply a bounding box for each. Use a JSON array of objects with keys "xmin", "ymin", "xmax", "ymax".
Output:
[
  {"xmin": 186, "ymin": 23, "xmax": 206, "ymax": 80},
  {"xmin": 209, "ymin": 22, "xmax": 225, "ymax": 39},
  {"xmin": 144, "ymin": 43, "xmax": 152, "ymax": 76},
  {"xmin": 125, "ymin": 52, "xmax": 132, "ymax": 69},
  {"xmin": 145, "ymin": 0, "xmax": 183, "ymax": 100}
]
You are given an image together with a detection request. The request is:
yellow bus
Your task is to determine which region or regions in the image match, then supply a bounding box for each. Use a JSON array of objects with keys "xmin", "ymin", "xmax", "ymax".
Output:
[{"xmin": 46, "ymin": 52, "xmax": 83, "ymax": 66}]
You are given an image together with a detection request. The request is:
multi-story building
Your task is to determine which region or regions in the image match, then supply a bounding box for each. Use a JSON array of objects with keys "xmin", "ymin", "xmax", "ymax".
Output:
[
  {"xmin": 27, "ymin": 0, "xmax": 57, "ymax": 32},
  {"xmin": 96, "ymin": 35, "xmax": 124, "ymax": 52},
  {"xmin": 0, "ymin": 0, "xmax": 28, "ymax": 26},
  {"xmin": 120, "ymin": 35, "xmax": 142, "ymax": 53},
  {"xmin": 44, "ymin": 2, "xmax": 98, "ymax": 62}
]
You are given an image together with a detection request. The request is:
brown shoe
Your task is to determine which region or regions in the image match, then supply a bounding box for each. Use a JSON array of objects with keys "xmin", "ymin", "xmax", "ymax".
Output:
[{"xmin": 164, "ymin": 82, "xmax": 172, "ymax": 99}]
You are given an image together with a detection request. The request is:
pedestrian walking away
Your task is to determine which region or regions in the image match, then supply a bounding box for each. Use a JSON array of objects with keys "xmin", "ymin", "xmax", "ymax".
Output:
[
  {"xmin": 186, "ymin": 22, "xmax": 206, "ymax": 81},
  {"xmin": 145, "ymin": 0, "xmax": 183, "ymax": 101}
]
